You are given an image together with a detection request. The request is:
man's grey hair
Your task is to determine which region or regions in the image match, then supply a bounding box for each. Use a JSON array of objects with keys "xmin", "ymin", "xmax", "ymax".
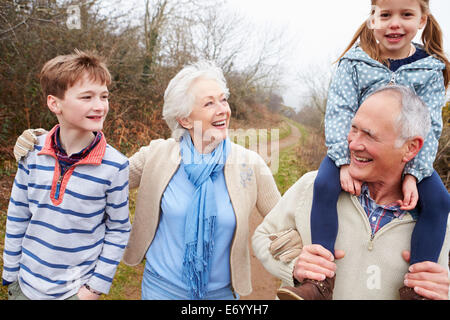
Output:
[
  {"xmin": 367, "ymin": 84, "xmax": 431, "ymax": 148},
  {"xmin": 162, "ymin": 60, "xmax": 229, "ymax": 140}
]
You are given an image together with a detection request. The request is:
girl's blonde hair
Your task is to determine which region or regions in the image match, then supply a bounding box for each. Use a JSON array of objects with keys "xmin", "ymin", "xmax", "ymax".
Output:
[{"xmin": 336, "ymin": 0, "xmax": 449, "ymax": 88}]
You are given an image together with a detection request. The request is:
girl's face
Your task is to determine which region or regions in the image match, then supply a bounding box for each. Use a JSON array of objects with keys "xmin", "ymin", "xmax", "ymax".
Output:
[{"xmin": 370, "ymin": 0, "xmax": 427, "ymax": 59}]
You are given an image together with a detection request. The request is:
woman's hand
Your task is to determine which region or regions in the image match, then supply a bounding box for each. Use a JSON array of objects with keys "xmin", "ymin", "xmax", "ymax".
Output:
[
  {"xmin": 269, "ymin": 228, "xmax": 302, "ymax": 263},
  {"xmin": 13, "ymin": 128, "xmax": 47, "ymax": 161}
]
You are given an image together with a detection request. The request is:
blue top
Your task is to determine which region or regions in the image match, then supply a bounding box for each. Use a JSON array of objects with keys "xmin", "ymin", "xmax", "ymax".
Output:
[
  {"xmin": 388, "ymin": 47, "xmax": 429, "ymax": 72},
  {"xmin": 145, "ymin": 161, "xmax": 236, "ymax": 292},
  {"xmin": 325, "ymin": 43, "xmax": 446, "ymax": 182},
  {"xmin": 2, "ymin": 130, "xmax": 130, "ymax": 299}
]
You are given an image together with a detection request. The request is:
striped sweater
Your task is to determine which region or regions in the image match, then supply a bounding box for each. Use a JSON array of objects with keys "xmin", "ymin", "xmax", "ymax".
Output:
[{"xmin": 2, "ymin": 126, "xmax": 131, "ymax": 299}]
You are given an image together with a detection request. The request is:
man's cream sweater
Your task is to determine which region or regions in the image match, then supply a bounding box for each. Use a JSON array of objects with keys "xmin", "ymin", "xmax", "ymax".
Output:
[
  {"xmin": 252, "ymin": 171, "xmax": 450, "ymax": 299},
  {"xmin": 122, "ymin": 138, "xmax": 281, "ymax": 296}
]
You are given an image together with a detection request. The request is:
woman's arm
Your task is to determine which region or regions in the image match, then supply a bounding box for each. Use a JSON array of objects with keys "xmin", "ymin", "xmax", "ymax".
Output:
[{"xmin": 253, "ymin": 153, "xmax": 281, "ymax": 216}]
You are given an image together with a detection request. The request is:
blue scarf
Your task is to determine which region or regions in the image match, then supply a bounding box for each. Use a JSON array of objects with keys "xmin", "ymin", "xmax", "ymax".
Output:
[{"xmin": 180, "ymin": 132, "xmax": 231, "ymax": 299}]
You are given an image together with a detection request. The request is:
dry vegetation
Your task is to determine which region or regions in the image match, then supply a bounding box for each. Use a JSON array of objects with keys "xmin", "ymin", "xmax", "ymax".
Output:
[
  {"xmin": 436, "ymin": 102, "xmax": 449, "ymax": 189},
  {"xmin": 0, "ymin": 0, "xmax": 290, "ymax": 300},
  {"xmin": 0, "ymin": 0, "xmax": 290, "ymax": 160}
]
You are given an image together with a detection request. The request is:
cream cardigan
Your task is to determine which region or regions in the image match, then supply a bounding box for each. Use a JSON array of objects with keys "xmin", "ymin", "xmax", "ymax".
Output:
[
  {"xmin": 122, "ymin": 138, "xmax": 281, "ymax": 296},
  {"xmin": 252, "ymin": 171, "xmax": 450, "ymax": 300}
]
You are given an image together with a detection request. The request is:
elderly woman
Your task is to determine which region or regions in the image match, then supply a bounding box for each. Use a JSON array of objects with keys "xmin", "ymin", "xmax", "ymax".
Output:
[
  {"xmin": 123, "ymin": 60, "xmax": 282, "ymax": 300},
  {"xmin": 12, "ymin": 60, "xmax": 301, "ymax": 300}
]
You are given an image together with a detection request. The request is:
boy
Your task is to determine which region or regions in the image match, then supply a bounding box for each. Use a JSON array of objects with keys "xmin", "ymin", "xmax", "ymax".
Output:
[{"xmin": 2, "ymin": 49, "xmax": 131, "ymax": 300}]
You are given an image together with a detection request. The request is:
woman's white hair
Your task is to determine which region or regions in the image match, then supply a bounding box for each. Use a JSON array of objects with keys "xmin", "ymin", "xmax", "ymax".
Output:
[
  {"xmin": 367, "ymin": 84, "xmax": 431, "ymax": 148},
  {"xmin": 162, "ymin": 60, "xmax": 229, "ymax": 140}
]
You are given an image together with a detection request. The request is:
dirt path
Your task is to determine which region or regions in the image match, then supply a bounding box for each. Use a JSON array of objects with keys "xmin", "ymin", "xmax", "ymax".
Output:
[
  {"xmin": 241, "ymin": 122, "xmax": 302, "ymax": 300},
  {"xmin": 277, "ymin": 122, "xmax": 302, "ymax": 151}
]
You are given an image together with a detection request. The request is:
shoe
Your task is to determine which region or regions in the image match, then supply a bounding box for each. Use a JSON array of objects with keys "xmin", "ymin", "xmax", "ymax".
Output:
[
  {"xmin": 399, "ymin": 285, "xmax": 429, "ymax": 300},
  {"xmin": 277, "ymin": 276, "xmax": 335, "ymax": 300}
]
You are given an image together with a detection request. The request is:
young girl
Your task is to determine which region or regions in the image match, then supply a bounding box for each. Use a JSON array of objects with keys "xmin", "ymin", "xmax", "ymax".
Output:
[{"xmin": 278, "ymin": 0, "xmax": 450, "ymax": 300}]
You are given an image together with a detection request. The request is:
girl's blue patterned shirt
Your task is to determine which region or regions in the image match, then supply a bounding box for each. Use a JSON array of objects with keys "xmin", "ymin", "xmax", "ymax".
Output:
[{"xmin": 325, "ymin": 43, "xmax": 446, "ymax": 182}]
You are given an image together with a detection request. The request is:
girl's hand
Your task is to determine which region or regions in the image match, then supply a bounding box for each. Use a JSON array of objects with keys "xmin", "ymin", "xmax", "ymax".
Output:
[
  {"xmin": 340, "ymin": 165, "xmax": 362, "ymax": 196},
  {"xmin": 398, "ymin": 175, "xmax": 418, "ymax": 211}
]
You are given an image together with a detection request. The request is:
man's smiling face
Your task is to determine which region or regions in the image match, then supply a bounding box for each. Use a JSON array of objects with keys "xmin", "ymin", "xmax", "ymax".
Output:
[{"xmin": 347, "ymin": 90, "xmax": 407, "ymax": 184}]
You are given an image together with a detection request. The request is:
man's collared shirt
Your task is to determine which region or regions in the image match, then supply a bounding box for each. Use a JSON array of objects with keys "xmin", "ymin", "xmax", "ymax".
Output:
[{"xmin": 357, "ymin": 184, "xmax": 418, "ymax": 235}]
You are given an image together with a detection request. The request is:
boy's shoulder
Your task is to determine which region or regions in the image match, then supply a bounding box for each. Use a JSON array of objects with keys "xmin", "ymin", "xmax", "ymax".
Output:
[
  {"xmin": 36, "ymin": 132, "xmax": 47, "ymax": 146},
  {"xmin": 103, "ymin": 143, "xmax": 129, "ymax": 166},
  {"xmin": 32, "ymin": 133, "xmax": 47, "ymax": 155}
]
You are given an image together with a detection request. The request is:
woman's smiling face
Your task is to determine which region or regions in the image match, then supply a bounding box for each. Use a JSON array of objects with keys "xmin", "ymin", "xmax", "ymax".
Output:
[{"xmin": 182, "ymin": 78, "xmax": 231, "ymax": 152}]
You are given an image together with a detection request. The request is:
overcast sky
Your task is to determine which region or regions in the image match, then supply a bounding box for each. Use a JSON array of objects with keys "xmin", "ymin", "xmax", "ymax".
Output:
[{"xmin": 225, "ymin": 0, "xmax": 450, "ymax": 109}]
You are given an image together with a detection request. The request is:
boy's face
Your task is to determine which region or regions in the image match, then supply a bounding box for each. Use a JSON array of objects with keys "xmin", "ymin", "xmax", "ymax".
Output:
[{"xmin": 48, "ymin": 72, "xmax": 109, "ymax": 134}]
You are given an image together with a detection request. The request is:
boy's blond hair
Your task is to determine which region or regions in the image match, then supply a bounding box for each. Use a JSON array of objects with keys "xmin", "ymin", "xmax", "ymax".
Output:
[{"xmin": 40, "ymin": 49, "xmax": 111, "ymax": 99}]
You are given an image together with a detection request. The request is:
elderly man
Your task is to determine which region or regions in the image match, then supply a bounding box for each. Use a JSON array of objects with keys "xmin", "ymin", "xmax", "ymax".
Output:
[{"xmin": 252, "ymin": 84, "xmax": 450, "ymax": 300}]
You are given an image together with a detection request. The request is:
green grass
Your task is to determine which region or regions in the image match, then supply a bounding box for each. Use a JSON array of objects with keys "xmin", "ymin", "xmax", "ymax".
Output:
[
  {"xmin": 102, "ymin": 262, "xmax": 144, "ymax": 300},
  {"xmin": 102, "ymin": 189, "xmax": 143, "ymax": 300},
  {"xmin": 273, "ymin": 143, "xmax": 308, "ymax": 195}
]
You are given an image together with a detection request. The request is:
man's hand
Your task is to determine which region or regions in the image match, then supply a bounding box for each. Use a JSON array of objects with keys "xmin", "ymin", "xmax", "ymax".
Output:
[
  {"xmin": 293, "ymin": 244, "xmax": 345, "ymax": 282},
  {"xmin": 269, "ymin": 228, "xmax": 302, "ymax": 263},
  {"xmin": 402, "ymin": 250, "xmax": 449, "ymax": 300},
  {"xmin": 398, "ymin": 175, "xmax": 418, "ymax": 211},
  {"xmin": 340, "ymin": 165, "xmax": 362, "ymax": 196},
  {"xmin": 13, "ymin": 128, "xmax": 47, "ymax": 162}
]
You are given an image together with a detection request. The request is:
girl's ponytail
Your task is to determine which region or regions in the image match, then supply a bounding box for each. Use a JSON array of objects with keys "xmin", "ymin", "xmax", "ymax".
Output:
[
  {"xmin": 422, "ymin": 13, "xmax": 450, "ymax": 88},
  {"xmin": 335, "ymin": 21, "xmax": 382, "ymax": 64},
  {"xmin": 336, "ymin": 13, "xmax": 388, "ymax": 66}
]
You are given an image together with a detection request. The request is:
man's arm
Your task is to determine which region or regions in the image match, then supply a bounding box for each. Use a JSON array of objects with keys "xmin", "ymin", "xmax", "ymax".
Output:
[{"xmin": 252, "ymin": 174, "xmax": 317, "ymax": 286}]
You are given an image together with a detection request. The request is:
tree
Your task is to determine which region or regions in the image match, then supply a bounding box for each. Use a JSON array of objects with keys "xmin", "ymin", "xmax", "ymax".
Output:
[
  {"xmin": 0, "ymin": 0, "xmax": 145, "ymax": 157},
  {"xmin": 292, "ymin": 63, "xmax": 333, "ymax": 131},
  {"xmin": 0, "ymin": 0, "xmax": 291, "ymax": 159}
]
